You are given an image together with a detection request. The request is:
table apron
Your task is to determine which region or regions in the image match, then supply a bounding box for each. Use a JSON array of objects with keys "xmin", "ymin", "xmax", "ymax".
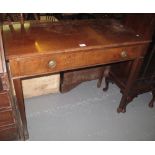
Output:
[{"xmin": 9, "ymin": 45, "xmax": 144, "ymax": 79}]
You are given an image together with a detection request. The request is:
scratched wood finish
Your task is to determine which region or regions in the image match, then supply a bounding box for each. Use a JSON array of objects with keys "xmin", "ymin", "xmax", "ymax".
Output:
[{"xmin": 3, "ymin": 19, "xmax": 148, "ymax": 59}]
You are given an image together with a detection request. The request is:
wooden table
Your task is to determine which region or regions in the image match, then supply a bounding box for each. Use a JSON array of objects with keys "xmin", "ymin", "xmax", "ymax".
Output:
[{"xmin": 2, "ymin": 19, "xmax": 150, "ymax": 140}]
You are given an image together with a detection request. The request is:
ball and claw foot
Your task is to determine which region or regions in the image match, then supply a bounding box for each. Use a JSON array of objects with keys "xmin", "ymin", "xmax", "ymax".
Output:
[
  {"xmin": 148, "ymin": 101, "xmax": 154, "ymax": 108},
  {"xmin": 103, "ymin": 86, "xmax": 108, "ymax": 91},
  {"xmin": 117, "ymin": 107, "xmax": 126, "ymax": 113},
  {"xmin": 103, "ymin": 79, "xmax": 109, "ymax": 91}
]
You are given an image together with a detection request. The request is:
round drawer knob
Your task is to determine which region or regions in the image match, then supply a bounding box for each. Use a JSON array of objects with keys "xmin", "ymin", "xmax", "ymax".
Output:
[
  {"xmin": 121, "ymin": 51, "xmax": 127, "ymax": 58},
  {"xmin": 48, "ymin": 60, "xmax": 56, "ymax": 68}
]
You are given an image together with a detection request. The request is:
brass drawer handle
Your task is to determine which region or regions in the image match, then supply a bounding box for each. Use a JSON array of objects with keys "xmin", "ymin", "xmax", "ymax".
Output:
[
  {"xmin": 48, "ymin": 60, "xmax": 56, "ymax": 68},
  {"xmin": 121, "ymin": 51, "xmax": 128, "ymax": 58}
]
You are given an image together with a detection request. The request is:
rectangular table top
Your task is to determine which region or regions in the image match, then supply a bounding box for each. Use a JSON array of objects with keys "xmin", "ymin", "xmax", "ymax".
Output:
[{"xmin": 2, "ymin": 19, "xmax": 150, "ymax": 60}]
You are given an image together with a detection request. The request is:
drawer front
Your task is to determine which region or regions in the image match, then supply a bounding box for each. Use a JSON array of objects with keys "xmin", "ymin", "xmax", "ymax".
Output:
[
  {"xmin": 0, "ymin": 91, "xmax": 11, "ymax": 109},
  {"xmin": 0, "ymin": 110, "xmax": 15, "ymax": 127},
  {"xmin": 10, "ymin": 45, "xmax": 143, "ymax": 78},
  {"xmin": 0, "ymin": 125, "xmax": 18, "ymax": 140}
]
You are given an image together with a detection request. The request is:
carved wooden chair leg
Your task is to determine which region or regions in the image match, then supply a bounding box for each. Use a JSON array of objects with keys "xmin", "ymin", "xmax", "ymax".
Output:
[
  {"xmin": 97, "ymin": 65, "xmax": 111, "ymax": 89},
  {"xmin": 103, "ymin": 66, "xmax": 111, "ymax": 91},
  {"xmin": 148, "ymin": 90, "xmax": 155, "ymax": 108},
  {"xmin": 97, "ymin": 67, "xmax": 105, "ymax": 88},
  {"xmin": 117, "ymin": 98, "xmax": 128, "ymax": 113},
  {"xmin": 117, "ymin": 96, "xmax": 134, "ymax": 113},
  {"xmin": 117, "ymin": 100, "xmax": 128, "ymax": 113},
  {"xmin": 117, "ymin": 95, "xmax": 134, "ymax": 113},
  {"xmin": 103, "ymin": 77, "xmax": 110, "ymax": 91}
]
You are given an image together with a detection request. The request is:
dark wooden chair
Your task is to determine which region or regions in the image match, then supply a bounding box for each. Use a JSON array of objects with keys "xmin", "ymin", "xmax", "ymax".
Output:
[{"xmin": 102, "ymin": 14, "xmax": 155, "ymax": 111}]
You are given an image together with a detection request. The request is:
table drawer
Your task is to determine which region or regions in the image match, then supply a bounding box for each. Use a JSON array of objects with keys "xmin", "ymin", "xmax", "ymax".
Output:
[
  {"xmin": 0, "ymin": 110, "xmax": 15, "ymax": 127},
  {"xmin": 0, "ymin": 125, "xmax": 18, "ymax": 140},
  {"xmin": 0, "ymin": 91, "xmax": 11, "ymax": 109},
  {"xmin": 10, "ymin": 45, "xmax": 143, "ymax": 78}
]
